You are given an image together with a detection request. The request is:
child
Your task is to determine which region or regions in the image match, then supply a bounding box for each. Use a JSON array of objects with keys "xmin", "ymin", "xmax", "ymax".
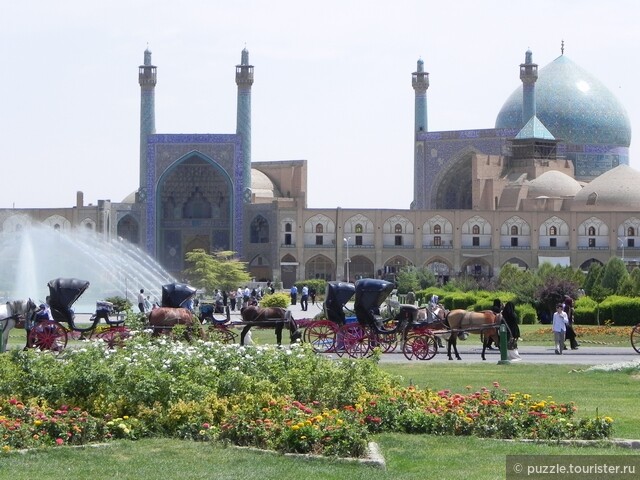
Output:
[{"xmin": 552, "ymin": 303, "xmax": 569, "ymax": 355}]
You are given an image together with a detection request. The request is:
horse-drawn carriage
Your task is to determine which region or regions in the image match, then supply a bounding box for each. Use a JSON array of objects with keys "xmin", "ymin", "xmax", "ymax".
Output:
[
  {"xmin": 302, "ymin": 279, "xmax": 442, "ymax": 359},
  {"xmin": 27, "ymin": 278, "xmax": 127, "ymax": 351},
  {"xmin": 302, "ymin": 278, "xmax": 504, "ymax": 360}
]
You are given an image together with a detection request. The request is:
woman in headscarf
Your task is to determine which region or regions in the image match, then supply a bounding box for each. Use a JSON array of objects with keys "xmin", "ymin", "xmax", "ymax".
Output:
[{"xmin": 501, "ymin": 301, "xmax": 521, "ymax": 360}]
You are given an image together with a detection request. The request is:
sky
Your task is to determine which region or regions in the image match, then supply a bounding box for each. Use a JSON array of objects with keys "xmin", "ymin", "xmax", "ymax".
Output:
[{"xmin": 1, "ymin": 0, "xmax": 639, "ymax": 210}]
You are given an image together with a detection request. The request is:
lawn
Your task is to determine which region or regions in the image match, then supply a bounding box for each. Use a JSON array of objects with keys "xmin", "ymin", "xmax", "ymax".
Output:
[{"xmin": 2, "ymin": 357, "xmax": 638, "ymax": 479}]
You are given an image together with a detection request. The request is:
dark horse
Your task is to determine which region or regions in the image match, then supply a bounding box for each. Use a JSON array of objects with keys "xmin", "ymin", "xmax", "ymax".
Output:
[
  {"xmin": 444, "ymin": 309, "xmax": 501, "ymax": 361},
  {"xmin": 147, "ymin": 307, "xmax": 204, "ymax": 340},
  {"xmin": 239, "ymin": 306, "xmax": 302, "ymax": 346}
]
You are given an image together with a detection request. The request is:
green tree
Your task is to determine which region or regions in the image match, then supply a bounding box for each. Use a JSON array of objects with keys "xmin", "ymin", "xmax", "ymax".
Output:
[
  {"xmin": 600, "ymin": 257, "xmax": 629, "ymax": 294},
  {"xmin": 183, "ymin": 249, "xmax": 251, "ymax": 294},
  {"xmin": 497, "ymin": 263, "xmax": 536, "ymax": 304},
  {"xmin": 396, "ymin": 269, "xmax": 420, "ymax": 294},
  {"xmin": 582, "ymin": 263, "xmax": 603, "ymax": 296}
]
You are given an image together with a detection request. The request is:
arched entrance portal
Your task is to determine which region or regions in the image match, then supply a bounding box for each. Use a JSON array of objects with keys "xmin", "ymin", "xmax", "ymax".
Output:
[
  {"xmin": 280, "ymin": 254, "xmax": 298, "ymax": 288},
  {"xmin": 157, "ymin": 154, "xmax": 233, "ymax": 275}
]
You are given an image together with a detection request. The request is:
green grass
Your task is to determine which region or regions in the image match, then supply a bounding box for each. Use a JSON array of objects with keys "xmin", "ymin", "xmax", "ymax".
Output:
[{"xmin": 1, "ymin": 435, "xmax": 637, "ymax": 480}]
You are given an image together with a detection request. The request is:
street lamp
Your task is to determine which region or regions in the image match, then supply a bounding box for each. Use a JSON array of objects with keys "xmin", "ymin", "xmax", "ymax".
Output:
[
  {"xmin": 344, "ymin": 237, "xmax": 351, "ymax": 282},
  {"xmin": 618, "ymin": 236, "xmax": 626, "ymax": 262}
]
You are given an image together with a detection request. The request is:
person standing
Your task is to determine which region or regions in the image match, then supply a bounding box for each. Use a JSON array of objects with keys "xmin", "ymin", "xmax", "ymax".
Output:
[
  {"xmin": 308, "ymin": 286, "xmax": 317, "ymax": 306},
  {"xmin": 501, "ymin": 301, "xmax": 521, "ymax": 360},
  {"xmin": 229, "ymin": 290, "xmax": 237, "ymax": 312},
  {"xmin": 290, "ymin": 285, "xmax": 298, "ymax": 306},
  {"xmin": 563, "ymin": 295, "xmax": 579, "ymax": 350},
  {"xmin": 236, "ymin": 287, "xmax": 243, "ymax": 309},
  {"xmin": 552, "ymin": 303, "xmax": 569, "ymax": 355},
  {"xmin": 138, "ymin": 289, "xmax": 145, "ymax": 313},
  {"xmin": 300, "ymin": 285, "xmax": 309, "ymax": 311}
]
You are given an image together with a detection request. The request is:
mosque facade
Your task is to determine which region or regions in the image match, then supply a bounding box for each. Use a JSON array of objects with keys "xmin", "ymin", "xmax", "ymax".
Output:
[{"xmin": 1, "ymin": 46, "xmax": 638, "ymax": 287}]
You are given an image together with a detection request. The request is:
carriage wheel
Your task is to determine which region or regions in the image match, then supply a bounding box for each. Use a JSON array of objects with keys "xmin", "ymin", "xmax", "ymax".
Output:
[
  {"xmin": 303, "ymin": 320, "xmax": 338, "ymax": 353},
  {"xmin": 207, "ymin": 325, "xmax": 237, "ymax": 344},
  {"xmin": 28, "ymin": 320, "xmax": 68, "ymax": 352},
  {"xmin": 631, "ymin": 324, "xmax": 640, "ymax": 354},
  {"xmin": 340, "ymin": 323, "xmax": 371, "ymax": 358},
  {"xmin": 97, "ymin": 327, "xmax": 131, "ymax": 348},
  {"xmin": 403, "ymin": 333, "xmax": 438, "ymax": 361},
  {"xmin": 373, "ymin": 331, "xmax": 398, "ymax": 353}
]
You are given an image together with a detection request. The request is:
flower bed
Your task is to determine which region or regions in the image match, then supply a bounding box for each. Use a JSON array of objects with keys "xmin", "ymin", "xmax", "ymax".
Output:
[{"xmin": 0, "ymin": 335, "xmax": 614, "ymax": 456}]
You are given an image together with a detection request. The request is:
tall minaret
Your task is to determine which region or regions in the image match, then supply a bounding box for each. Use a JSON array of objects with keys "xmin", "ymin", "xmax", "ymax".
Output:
[
  {"xmin": 519, "ymin": 49, "xmax": 538, "ymax": 126},
  {"xmin": 235, "ymin": 47, "xmax": 254, "ymax": 202},
  {"xmin": 412, "ymin": 58, "xmax": 429, "ymax": 134},
  {"xmin": 138, "ymin": 47, "xmax": 157, "ymax": 197}
]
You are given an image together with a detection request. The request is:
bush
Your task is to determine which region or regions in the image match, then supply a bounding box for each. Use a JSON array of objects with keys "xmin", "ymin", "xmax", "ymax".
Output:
[
  {"xmin": 516, "ymin": 304, "xmax": 537, "ymax": 324},
  {"xmin": 260, "ymin": 292, "xmax": 290, "ymax": 308},
  {"xmin": 597, "ymin": 295, "xmax": 640, "ymax": 326}
]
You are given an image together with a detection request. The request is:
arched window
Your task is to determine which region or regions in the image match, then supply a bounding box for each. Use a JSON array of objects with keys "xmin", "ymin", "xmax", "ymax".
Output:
[
  {"xmin": 472, "ymin": 225, "xmax": 480, "ymax": 235},
  {"xmin": 628, "ymin": 226, "xmax": 635, "ymax": 237},
  {"xmin": 250, "ymin": 216, "xmax": 269, "ymax": 243},
  {"xmin": 183, "ymin": 188, "xmax": 212, "ymax": 219},
  {"xmin": 588, "ymin": 226, "xmax": 596, "ymax": 236},
  {"xmin": 285, "ymin": 223, "xmax": 292, "ymax": 232},
  {"xmin": 394, "ymin": 223, "xmax": 402, "ymax": 234},
  {"xmin": 510, "ymin": 225, "xmax": 518, "ymax": 235},
  {"xmin": 315, "ymin": 224, "xmax": 324, "ymax": 233},
  {"xmin": 434, "ymin": 224, "xmax": 441, "ymax": 234},
  {"xmin": 549, "ymin": 226, "xmax": 557, "ymax": 236},
  {"xmin": 355, "ymin": 223, "xmax": 363, "ymax": 234}
]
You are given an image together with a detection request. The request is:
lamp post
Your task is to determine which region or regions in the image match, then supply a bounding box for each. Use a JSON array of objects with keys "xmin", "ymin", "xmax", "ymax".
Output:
[
  {"xmin": 344, "ymin": 237, "xmax": 351, "ymax": 282},
  {"xmin": 618, "ymin": 237, "xmax": 626, "ymax": 263}
]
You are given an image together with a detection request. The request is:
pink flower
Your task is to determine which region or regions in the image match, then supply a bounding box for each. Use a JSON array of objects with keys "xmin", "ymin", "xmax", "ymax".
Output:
[{"xmin": 56, "ymin": 438, "xmax": 64, "ymax": 445}]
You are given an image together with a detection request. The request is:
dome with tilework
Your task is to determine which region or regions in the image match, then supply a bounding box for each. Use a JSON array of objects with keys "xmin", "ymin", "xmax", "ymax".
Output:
[
  {"xmin": 495, "ymin": 55, "xmax": 631, "ymax": 146},
  {"xmin": 573, "ymin": 164, "xmax": 640, "ymax": 209}
]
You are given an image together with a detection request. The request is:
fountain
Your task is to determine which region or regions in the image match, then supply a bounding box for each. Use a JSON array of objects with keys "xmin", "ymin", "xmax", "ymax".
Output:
[{"xmin": 0, "ymin": 225, "xmax": 176, "ymax": 312}]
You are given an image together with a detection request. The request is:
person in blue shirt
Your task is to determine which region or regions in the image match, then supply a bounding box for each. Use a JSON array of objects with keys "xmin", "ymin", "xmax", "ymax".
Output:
[
  {"xmin": 290, "ymin": 285, "xmax": 298, "ymax": 305},
  {"xmin": 300, "ymin": 285, "xmax": 309, "ymax": 311}
]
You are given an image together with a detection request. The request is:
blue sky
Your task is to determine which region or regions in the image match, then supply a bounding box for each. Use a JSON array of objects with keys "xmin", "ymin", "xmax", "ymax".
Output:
[{"xmin": 1, "ymin": 0, "xmax": 638, "ymax": 209}]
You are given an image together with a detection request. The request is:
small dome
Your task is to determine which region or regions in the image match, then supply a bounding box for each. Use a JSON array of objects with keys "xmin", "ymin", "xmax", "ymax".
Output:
[
  {"xmin": 122, "ymin": 191, "xmax": 136, "ymax": 203},
  {"xmin": 573, "ymin": 164, "xmax": 640, "ymax": 209},
  {"xmin": 496, "ymin": 55, "xmax": 631, "ymax": 146},
  {"xmin": 526, "ymin": 170, "xmax": 582, "ymax": 198},
  {"xmin": 251, "ymin": 169, "xmax": 281, "ymax": 199}
]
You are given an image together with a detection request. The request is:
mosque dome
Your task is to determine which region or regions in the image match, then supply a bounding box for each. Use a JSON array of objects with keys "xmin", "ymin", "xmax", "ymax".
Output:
[
  {"xmin": 495, "ymin": 55, "xmax": 631, "ymax": 147},
  {"xmin": 251, "ymin": 169, "xmax": 281, "ymax": 199},
  {"xmin": 573, "ymin": 164, "xmax": 640, "ymax": 209},
  {"xmin": 526, "ymin": 170, "xmax": 582, "ymax": 198}
]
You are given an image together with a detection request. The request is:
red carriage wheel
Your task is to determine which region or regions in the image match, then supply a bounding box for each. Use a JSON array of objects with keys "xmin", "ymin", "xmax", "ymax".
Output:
[
  {"xmin": 304, "ymin": 320, "xmax": 338, "ymax": 353},
  {"xmin": 340, "ymin": 323, "xmax": 371, "ymax": 358},
  {"xmin": 207, "ymin": 325, "xmax": 237, "ymax": 344},
  {"xmin": 403, "ymin": 333, "xmax": 438, "ymax": 361},
  {"xmin": 97, "ymin": 327, "xmax": 131, "ymax": 348},
  {"xmin": 28, "ymin": 320, "xmax": 68, "ymax": 352},
  {"xmin": 631, "ymin": 324, "xmax": 640, "ymax": 354},
  {"xmin": 373, "ymin": 331, "xmax": 398, "ymax": 353}
]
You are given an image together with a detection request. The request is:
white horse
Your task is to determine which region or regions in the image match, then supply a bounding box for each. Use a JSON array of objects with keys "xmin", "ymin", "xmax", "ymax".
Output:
[{"xmin": 0, "ymin": 299, "xmax": 38, "ymax": 353}]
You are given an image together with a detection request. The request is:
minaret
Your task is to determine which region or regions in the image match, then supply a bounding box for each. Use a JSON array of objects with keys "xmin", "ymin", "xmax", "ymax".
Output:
[
  {"xmin": 235, "ymin": 47, "xmax": 254, "ymax": 202},
  {"xmin": 519, "ymin": 49, "xmax": 538, "ymax": 126},
  {"xmin": 138, "ymin": 47, "xmax": 157, "ymax": 198},
  {"xmin": 412, "ymin": 58, "xmax": 429, "ymax": 134}
]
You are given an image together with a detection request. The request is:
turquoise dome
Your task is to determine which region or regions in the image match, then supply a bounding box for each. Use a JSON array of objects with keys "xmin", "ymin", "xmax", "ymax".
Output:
[{"xmin": 495, "ymin": 55, "xmax": 631, "ymax": 146}]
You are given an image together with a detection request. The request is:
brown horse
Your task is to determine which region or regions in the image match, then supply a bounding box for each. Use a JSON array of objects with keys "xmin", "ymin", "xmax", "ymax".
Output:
[
  {"xmin": 239, "ymin": 306, "xmax": 302, "ymax": 346},
  {"xmin": 147, "ymin": 307, "xmax": 204, "ymax": 340},
  {"xmin": 444, "ymin": 309, "xmax": 500, "ymax": 361}
]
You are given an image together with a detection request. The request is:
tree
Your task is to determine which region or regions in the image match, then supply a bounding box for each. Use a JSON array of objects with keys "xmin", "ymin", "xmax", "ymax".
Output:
[
  {"xmin": 183, "ymin": 249, "xmax": 251, "ymax": 294},
  {"xmin": 600, "ymin": 257, "xmax": 629, "ymax": 294},
  {"xmin": 497, "ymin": 264, "xmax": 536, "ymax": 304},
  {"xmin": 582, "ymin": 263, "xmax": 603, "ymax": 296}
]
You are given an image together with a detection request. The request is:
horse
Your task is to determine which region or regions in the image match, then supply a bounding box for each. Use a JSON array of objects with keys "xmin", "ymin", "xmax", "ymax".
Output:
[
  {"xmin": 147, "ymin": 307, "xmax": 204, "ymax": 340},
  {"xmin": 239, "ymin": 305, "xmax": 302, "ymax": 346},
  {"xmin": 443, "ymin": 309, "xmax": 501, "ymax": 361},
  {"xmin": 0, "ymin": 299, "xmax": 38, "ymax": 353}
]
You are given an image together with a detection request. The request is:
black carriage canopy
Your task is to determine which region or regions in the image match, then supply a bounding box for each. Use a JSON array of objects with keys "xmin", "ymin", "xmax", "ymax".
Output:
[
  {"xmin": 47, "ymin": 278, "xmax": 91, "ymax": 310},
  {"xmin": 161, "ymin": 283, "xmax": 197, "ymax": 308},
  {"xmin": 324, "ymin": 281, "xmax": 356, "ymax": 323},
  {"xmin": 354, "ymin": 278, "xmax": 395, "ymax": 313}
]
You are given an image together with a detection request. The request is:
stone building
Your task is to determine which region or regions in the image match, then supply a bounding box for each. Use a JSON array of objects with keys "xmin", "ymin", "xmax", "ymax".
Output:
[{"xmin": 1, "ymin": 46, "xmax": 637, "ymax": 288}]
